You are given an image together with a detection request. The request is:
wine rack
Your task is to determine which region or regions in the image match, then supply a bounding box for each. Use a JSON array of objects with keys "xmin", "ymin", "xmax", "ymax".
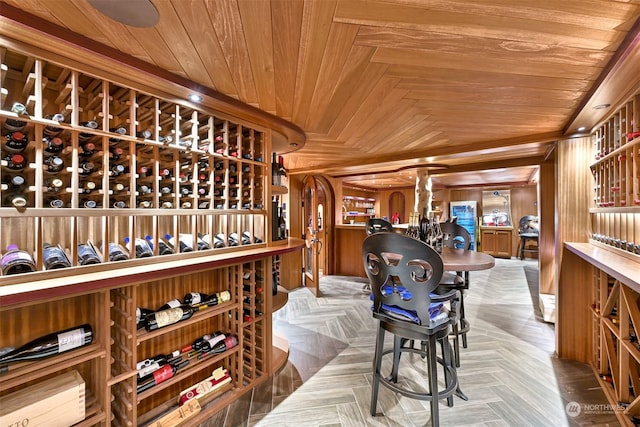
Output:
[
  {"xmin": 591, "ymin": 94, "xmax": 640, "ymax": 209},
  {"xmin": 589, "ymin": 92, "xmax": 640, "ymax": 258},
  {"xmin": 590, "ymin": 268, "xmax": 640, "ymax": 425},
  {"xmin": 0, "ymin": 39, "xmax": 303, "ymax": 426}
]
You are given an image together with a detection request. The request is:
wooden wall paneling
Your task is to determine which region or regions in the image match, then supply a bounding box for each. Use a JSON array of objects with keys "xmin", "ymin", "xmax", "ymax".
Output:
[
  {"xmin": 557, "ymin": 248, "xmax": 593, "ymax": 362},
  {"xmin": 556, "ymin": 136, "xmax": 594, "ymax": 358},
  {"xmin": 539, "ymin": 155, "xmax": 556, "ymax": 295},
  {"xmin": 280, "ymin": 174, "xmax": 303, "ymax": 289}
]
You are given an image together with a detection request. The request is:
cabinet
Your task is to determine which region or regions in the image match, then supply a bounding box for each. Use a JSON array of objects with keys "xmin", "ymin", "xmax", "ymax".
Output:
[
  {"xmin": 480, "ymin": 227, "xmax": 512, "ymax": 258},
  {"xmin": 0, "ymin": 41, "xmax": 303, "ymax": 425}
]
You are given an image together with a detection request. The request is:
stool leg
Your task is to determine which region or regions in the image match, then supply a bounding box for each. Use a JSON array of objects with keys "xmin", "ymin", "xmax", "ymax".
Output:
[
  {"xmin": 427, "ymin": 335, "xmax": 440, "ymax": 426},
  {"xmin": 440, "ymin": 338, "xmax": 454, "ymax": 408},
  {"xmin": 370, "ymin": 326, "xmax": 385, "ymax": 416},
  {"xmin": 390, "ymin": 335, "xmax": 403, "ymax": 383},
  {"xmin": 520, "ymin": 237, "xmax": 525, "ymax": 260},
  {"xmin": 460, "ymin": 292, "xmax": 468, "ymax": 350}
]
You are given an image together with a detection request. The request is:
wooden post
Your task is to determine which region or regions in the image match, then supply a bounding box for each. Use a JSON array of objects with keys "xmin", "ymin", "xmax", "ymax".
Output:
[{"xmin": 414, "ymin": 168, "xmax": 432, "ymax": 217}]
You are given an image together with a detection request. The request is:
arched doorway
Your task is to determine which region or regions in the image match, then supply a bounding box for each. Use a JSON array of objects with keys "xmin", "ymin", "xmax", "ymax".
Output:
[{"xmin": 302, "ymin": 175, "xmax": 334, "ymax": 296}]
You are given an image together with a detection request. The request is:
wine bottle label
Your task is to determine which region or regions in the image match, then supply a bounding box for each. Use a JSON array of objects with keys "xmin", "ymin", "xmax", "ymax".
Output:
[
  {"xmin": 219, "ymin": 291, "xmax": 231, "ymax": 303},
  {"xmin": 206, "ymin": 334, "xmax": 226, "ymax": 348},
  {"xmin": 152, "ymin": 364, "xmax": 174, "ymax": 383},
  {"xmin": 1, "ymin": 250, "xmax": 36, "ymax": 274},
  {"xmin": 188, "ymin": 293, "xmax": 202, "ymax": 304},
  {"xmin": 154, "ymin": 307, "xmax": 184, "ymax": 328},
  {"xmin": 166, "ymin": 299, "xmax": 181, "ymax": 309},
  {"xmin": 58, "ymin": 328, "xmax": 85, "ymax": 352},
  {"xmin": 138, "ymin": 361, "xmax": 160, "ymax": 377}
]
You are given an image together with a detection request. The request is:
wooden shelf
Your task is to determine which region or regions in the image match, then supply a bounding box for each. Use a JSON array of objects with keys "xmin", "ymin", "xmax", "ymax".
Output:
[{"xmin": 272, "ymin": 287, "xmax": 288, "ymax": 312}]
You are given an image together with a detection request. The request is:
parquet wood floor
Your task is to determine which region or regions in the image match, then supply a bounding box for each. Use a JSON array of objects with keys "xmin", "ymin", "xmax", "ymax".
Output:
[{"xmin": 204, "ymin": 258, "xmax": 619, "ymax": 427}]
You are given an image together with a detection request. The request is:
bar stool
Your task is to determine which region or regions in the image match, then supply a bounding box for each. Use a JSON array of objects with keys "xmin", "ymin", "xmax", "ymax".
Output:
[
  {"xmin": 517, "ymin": 215, "xmax": 539, "ymax": 260},
  {"xmin": 362, "ymin": 232, "xmax": 465, "ymax": 426},
  {"xmin": 438, "ymin": 221, "xmax": 472, "ymax": 367},
  {"xmin": 362, "ymin": 218, "xmax": 394, "ymax": 292}
]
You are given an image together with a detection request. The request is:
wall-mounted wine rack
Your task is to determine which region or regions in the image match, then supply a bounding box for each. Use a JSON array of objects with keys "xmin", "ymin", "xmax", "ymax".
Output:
[
  {"xmin": 590, "ymin": 93, "xmax": 640, "ymax": 257},
  {"xmin": 0, "ymin": 39, "xmax": 302, "ymax": 426},
  {"xmin": 0, "ymin": 47, "xmax": 270, "ymax": 276}
]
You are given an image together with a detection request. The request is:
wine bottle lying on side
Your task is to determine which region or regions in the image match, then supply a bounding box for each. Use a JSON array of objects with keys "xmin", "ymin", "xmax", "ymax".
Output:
[{"xmin": 0, "ymin": 324, "xmax": 93, "ymax": 373}]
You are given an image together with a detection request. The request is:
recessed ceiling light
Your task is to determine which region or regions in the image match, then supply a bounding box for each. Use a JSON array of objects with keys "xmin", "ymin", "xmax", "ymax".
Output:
[
  {"xmin": 577, "ymin": 126, "xmax": 587, "ymax": 132},
  {"xmin": 594, "ymin": 103, "xmax": 610, "ymax": 110},
  {"xmin": 88, "ymin": 0, "xmax": 159, "ymax": 28},
  {"xmin": 188, "ymin": 94, "xmax": 202, "ymax": 102},
  {"xmin": 290, "ymin": 142, "xmax": 298, "ymax": 147}
]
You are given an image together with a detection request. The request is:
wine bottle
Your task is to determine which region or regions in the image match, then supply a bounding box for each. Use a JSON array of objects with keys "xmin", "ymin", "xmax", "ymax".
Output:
[
  {"xmin": 79, "ymin": 161, "xmax": 95, "ymax": 175},
  {"xmin": 48, "ymin": 198, "xmax": 64, "ymax": 208},
  {"xmin": 189, "ymin": 332, "xmax": 219, "ymax": 353},
  {"xmin": 135, "ymin": 307, "xmax": 155, "ymax": 330},
  {"xmin": 44, "ymin": 155, "xmax": 64, "ymax": 173},
  {"xmin": 4, "ymin": 131, "xmax": 29, "ymax": 153},
  {"xmin": 103, "ymin": 242, "xmax": 129, "ymax": 261},
  {"xmin": 4, "ymin": 103, "xmax": 28, "ymax": 128},
  {"xmin": 43, "ymin": 136, "xmax": 64, "ymax": 154},
  {"xmin": 213, "ymin": 233, "xmax": 226, "ymax": 248},
  {"xmin": 1, "ymin": 244, "xmax": 37, "ymax": 275},
  {"xmin": 0, "ymin": 324, "xmax": 93, "ymax": 371},
  {"xmin": 138, "ymin": 185, "xmax": 152, "ymax": 195},
  {"xmin": 136, "ymin": 359, "xmax": 189, "ymax": 393},
  {"xmin": 229, "ymin": 233, "xmax": 240, "ymax": 246},
  {"xmin": 79, "ymin": 142, "xmax": 95, "ymax": 157},
  {"xmin": 167, "ymin": 234, "xmax": 193, "ymax": 253},
  {"xmin": 137, "ymin": 165, "xmax": 149, "ymax": 178},
  {"xmin": 111, "ymin": 164, "xmax": 126, "ymax": 176},
  {"xmin": 145, "ymin": 235, "xmax": 174, "ymax": 255},
  {"xmin": 42, "ymin": 243, "xmax": 71, "ymax": 270},
  {"xmin": 110, "ymin": 126, "xmax": 127, "ymax": 135},
  {"xmin": 136, "ymin": 350, "xmax": 180, "ymax": 376},
  {"xmin": 271, "ymin": 153, "xmax": 279, "ymax": 186},
  {"xmin": 113, "ymin": 200, "xmax": 127, "ymax": 208},
  {"xmin": 157, "ymin": 299, "xmax": 182, "ymax": 311},
  {"xmin": 110, "ymin": 146, "xmax": 124, "ymax": 161},
  {"xmin": 144, "ymin": 305, "xmax": 200, "ymax": 331},
  {"xmin": 43, "ymin": 178, "xmax": 64, "ymax": 194},
  {"xmin": 124, "ymin": 237, "xmax": 153, "ymax": 258},
  {"xmin": 198, "ymin": 335, "xmax": 238, "ymax": 359},
  {"xmin": 184, "ymin": 291, "xmax": 231, "ymax": 307},
  {"xmin": 2, "ymin": 174, "xmax": 26, "ymax": 190},
  {"xmin": 3, "ymin": 153, "xmax": 26, "ymax": 172},
  {"xmin": 82, "ymin": 199, "xmax": 97, "ymax": 208},
  {"xmin": 137, "ymin": 130, "xmax": 152, "ymax": 139},
  {"xmin": 278, "ymin": 155, "xmax": 288, "ymax": 187},
  {"xmin": 78, "ymin": 242, "xmax": 102, "ymax": 265},
  {"xmin": 43, "ymin": 113, "xmax": 65, "ymax": 136}
]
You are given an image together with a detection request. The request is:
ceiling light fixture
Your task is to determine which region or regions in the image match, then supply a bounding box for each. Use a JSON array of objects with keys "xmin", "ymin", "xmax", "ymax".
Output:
[
  {"xmin": 88, "ymin": 0, "xmax": 159, "ymax": 28},
  {"xmin": 594, "ymin": 103, "xmax": 611, "ymax": 110},
  {"xmin": 188, "ymin": 94, "xmax": 202, "ymax": 102},
  {"xmin": 577, "ymin": 126, "xmax": 587, "ymax": 132}
]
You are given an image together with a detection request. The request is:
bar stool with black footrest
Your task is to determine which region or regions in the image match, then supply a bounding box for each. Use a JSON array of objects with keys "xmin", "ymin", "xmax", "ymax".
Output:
[
  {"xmin": 362, "ymin": 218, "xmax": 394, "ymax": 292},
  {"xmin": 517, "ymin": 215, "xmax": 539, "ymax": 260},
  {"xmin": 438, "ymin": 220, "xmax": 472, "ymax": 367},
  {"xmin": 362, "ymin": 232, "xmax": 467, "ymax": 426}
]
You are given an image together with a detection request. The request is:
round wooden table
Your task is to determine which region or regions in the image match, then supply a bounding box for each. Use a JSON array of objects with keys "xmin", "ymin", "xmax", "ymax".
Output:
[{"xmin": 440, "ymin": 247, "xmax": 495, "ymax": 271}]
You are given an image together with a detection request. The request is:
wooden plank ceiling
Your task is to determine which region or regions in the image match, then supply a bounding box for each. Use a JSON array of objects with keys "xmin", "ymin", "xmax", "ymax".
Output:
[{"xmin": 2, "ymin": 0, "xmax": 640, "ymax": 189}]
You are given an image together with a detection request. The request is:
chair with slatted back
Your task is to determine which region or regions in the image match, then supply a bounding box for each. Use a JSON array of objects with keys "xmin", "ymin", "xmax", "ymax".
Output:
[
  {"xmin": 362, "ymin": 232, "xmax": 466, "ymax": 426},
  {"xmin": 438, "ymin": 221, "xmax": 472, "ymax": 367}
]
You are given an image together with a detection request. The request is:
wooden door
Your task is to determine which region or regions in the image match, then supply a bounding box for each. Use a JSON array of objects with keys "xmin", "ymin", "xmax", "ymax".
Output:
[{"xmin": 302, "ymin": 176, "xmax": 320, "ymax": 296}]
